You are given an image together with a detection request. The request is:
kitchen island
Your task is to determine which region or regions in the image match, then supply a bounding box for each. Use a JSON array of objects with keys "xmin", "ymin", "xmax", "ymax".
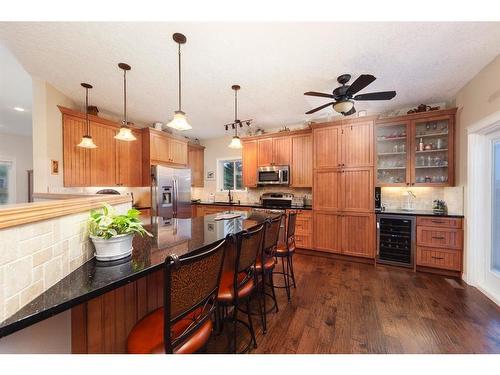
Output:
[{"xmin": 0, "ymin": 210, "xmax": 278, "ymax": 353}]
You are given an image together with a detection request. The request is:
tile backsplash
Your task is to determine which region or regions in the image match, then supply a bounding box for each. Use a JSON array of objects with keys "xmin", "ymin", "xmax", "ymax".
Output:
[
  {"xmin": 381, "ymin": 186, "xmax": 464, "ymax": 213},
  {"xmin": 192, "ymin": 186, "xmax": 312, "ymax": 205}
]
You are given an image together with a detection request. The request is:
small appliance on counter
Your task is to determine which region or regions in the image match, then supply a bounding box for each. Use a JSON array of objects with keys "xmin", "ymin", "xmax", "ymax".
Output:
[
  {"xmin": 375, "ymin": 187, "xmax": 382, "ymax": 212},
  {"xmin": 260, "ymin": 192, "xmax": 293, "ymax": 208},
  {"xmin": 257, "ymin": 165, "xmax": 290, "ymax": 186},
  {"xmin": 433, "ymin": 200, "xmax": 448, "ymax": 214}
]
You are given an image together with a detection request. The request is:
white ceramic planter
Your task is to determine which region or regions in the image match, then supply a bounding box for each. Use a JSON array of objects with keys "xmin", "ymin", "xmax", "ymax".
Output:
[{"xmin": 90, "ymin": 233, "xmax": 134, "ymax": 261}]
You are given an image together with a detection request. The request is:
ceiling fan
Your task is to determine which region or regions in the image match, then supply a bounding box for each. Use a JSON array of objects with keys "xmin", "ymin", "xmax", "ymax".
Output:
[{"xmin": 304, "ymin": 74, "xmax": 396, "ymax": 116}]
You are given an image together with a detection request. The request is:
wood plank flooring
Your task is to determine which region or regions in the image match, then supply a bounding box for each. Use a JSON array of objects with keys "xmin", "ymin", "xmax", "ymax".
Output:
[{"xmin": 206, "ymin": 253, "xmax": 500, "ymax": 353}]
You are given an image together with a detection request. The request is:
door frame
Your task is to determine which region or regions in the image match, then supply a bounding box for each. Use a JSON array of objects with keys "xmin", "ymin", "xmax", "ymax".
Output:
[{"xmin": 466, "ymin": 109, "xmax": 500, "ymax": 305}]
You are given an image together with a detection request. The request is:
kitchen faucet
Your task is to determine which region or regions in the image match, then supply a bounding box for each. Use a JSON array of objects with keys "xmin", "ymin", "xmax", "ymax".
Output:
[{"xmin": 228, "ymin": 189, "xmax": 233, "ymax": 204}]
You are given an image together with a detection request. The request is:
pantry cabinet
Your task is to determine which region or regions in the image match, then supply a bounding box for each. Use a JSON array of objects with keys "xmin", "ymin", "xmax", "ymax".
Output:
[{"xmin": 375, "ymin": 108, "xmax": 456, "ymax": 187}]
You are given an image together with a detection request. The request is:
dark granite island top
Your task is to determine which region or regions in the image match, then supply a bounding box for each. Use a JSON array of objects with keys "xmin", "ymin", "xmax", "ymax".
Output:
[{"xmin": 0, "ymin": 210, "xmax": 276, "ymax": 338}]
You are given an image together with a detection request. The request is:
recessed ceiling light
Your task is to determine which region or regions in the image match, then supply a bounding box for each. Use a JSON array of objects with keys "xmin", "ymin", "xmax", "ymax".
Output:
[{"xmin": 13, "ymin": 106, "xmax": 25, "ymax": 112}]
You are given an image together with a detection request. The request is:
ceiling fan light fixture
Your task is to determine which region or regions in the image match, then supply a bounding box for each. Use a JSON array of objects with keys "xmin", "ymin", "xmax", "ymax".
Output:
[
  {"xmin": 77, "ymin": 135, "xmax": 97, "ymax": 149},
  {"xmin": 228, "ymin": 135, "xmax": 243, "ymax": 149},
  {"xmin": 166, "ymin": 110, "xmax": 191, "ymax": 131},
  {"xmin": 115, "ymin": 126, "xmax": 137, "ymax": 141},
  {"xmin": 333, "ymin": 100, "xmax": 354, "ymax": 114}
]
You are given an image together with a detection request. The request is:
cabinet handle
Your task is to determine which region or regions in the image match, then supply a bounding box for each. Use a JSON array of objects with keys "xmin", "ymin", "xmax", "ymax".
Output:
[
  {"xmin": 431, "ymin": 256, "xmax": 444, "ymax": 260},
  {"xmin": 431, "ymin": 220, "xmax": 445, "ymax": 224},
  {"xmin": 431, "ymin": 236, "xmax": 445, "ymax": 240}
]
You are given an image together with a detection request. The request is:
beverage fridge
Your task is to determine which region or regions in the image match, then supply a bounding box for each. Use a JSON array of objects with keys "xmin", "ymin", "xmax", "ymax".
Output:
[{"xmin": 151, "ymin": 165, "xmax": 192, "ymax": 219}]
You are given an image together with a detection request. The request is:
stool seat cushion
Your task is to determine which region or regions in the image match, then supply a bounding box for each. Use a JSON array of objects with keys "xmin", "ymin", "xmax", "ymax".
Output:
[
  {"xmin": 127, "ymin": 307, "xmax": 212, "ymax": 354},
  {"xmin": 276, "ymin": 243, "xmax": 295, "ymax": 255},
  {"xmin": 217, "ymin": 271, "xmax": 255, "ymax": 302},
  {"xmin": 255, "ymin": 257, "xmax": 275, "ymax": 271}
]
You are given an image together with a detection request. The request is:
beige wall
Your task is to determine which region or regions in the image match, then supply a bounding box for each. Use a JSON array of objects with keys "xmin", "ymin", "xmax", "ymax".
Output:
[
  {"xmin": 455, "ymin": 55, "xmax": 500, "ymax": 187},
  {"xmin": 0, "ymin": 132, "xmax": 33, "ymax": 203},
  {"xmin": 32, "ymin": 79, "xmax": 76, "ymax": 193}
]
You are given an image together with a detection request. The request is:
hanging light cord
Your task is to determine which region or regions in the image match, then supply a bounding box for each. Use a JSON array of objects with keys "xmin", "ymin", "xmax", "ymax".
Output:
[
  {"xmin": 234, "ymin": 89, "xmax": 238, "ymax": 137},
  {"xmin": 178, "ymin": 42, "xmax": 182, "ymax": 111},
  {"xmin": 85, "ymin": 87, "xmax": 90, "ymax": 135},
  {"xmin": 123, "ymin": 69, "xmax": 127, "ymax": 126}
]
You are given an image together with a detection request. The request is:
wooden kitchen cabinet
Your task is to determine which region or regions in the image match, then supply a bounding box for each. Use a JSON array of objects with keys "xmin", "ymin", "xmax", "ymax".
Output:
[
  {"xmin": 313, "ymin": 211, "xmax": 342, "ymax": 254},
  {"xmin": 242, "ymin": 140, "xmax": 258, "ymax": 188},
  {"xmin": 342, "ymin": 121, "xmax": 374, "ymax": 167},
  {"xmin": 61, "ymin": 107, "xmax": 144, "ymax": 187},
  {"xmin": 188, "ymin": 144, "xmax": 205, "ymax": 187},
  {"xmin": 257, "ymin": 138, "xmax": 274, "ymax": 166},
  {"xmin": 89, "ymin": 122, "xmax": 117, "ymax": 186},
  {"xmin": 62, "ymin": 114, "xmax": 91, "ymax": 187},
  {"xmin": 375, "ymin": 108, "xmax": 456, "ymax": 187},
  {"xmin": 291, "ymin": 134, "xmax": 312, "ymax": 187},
  {"xmin": 116, "ymin": 130, "xmax": 143, "ymax": 186},
  {"xmin": 341, "ymin": 212, "xmax": 375, "ymax": 258},
  {"xmin": 257, "ymin": 137, "xmax": 291, "ymax": 166},
  {"xmin": 313, "ymin": 169, "xmax": 341, "ymax": 211},
  {"xmin": 314, "ymin": 126, "xmax": 341, "ymax": 169},
  {"xmin": 148, "ymin": 129, "xmax": 188, "ymax": 166}
]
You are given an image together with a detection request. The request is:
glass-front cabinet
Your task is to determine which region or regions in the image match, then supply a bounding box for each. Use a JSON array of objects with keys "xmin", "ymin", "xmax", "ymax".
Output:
[
  {"xmin": 376, "ymin": 123, "xmax": 410, "ymax": 186},
  {"xmin": 375, "ymin": 109, "xmax": 456, "ymax": 187}
]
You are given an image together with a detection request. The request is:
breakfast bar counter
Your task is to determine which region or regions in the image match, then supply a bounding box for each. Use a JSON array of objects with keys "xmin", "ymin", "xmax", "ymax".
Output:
[{"xmin": 0, "ymin": 210, "xmax": 275, "ymax": 343}]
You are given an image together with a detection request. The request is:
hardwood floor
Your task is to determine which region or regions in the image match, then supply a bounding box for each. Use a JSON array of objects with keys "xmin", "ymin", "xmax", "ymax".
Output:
[{"xmin": 207, "ymin": 253, "xmax": 500, "ymax": 353}]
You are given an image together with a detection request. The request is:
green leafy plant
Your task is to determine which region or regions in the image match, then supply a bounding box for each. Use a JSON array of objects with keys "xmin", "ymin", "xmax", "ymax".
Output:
[{"xmin": 88, "ymin": 203, "xmax": 153, "ymax": 240}]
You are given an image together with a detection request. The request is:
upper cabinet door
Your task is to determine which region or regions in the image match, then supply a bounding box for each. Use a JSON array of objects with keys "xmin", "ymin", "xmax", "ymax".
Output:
[
  {"xmin": 257, "ymin": 138, "xmax": 274, "ymax": 166},
  {"xmin": 242, "ymin": 140, "xmax": 258, "ymax": 188},
  {"xmin": 342, "ymin": 121, "xmax": 373, "ymax": 167},
  {"xmin": 314, "ymin": 126, "xmax": 341, "ymax": 168},
  {"xmin": 150, "ymin": 133, "xmax": 170, "ymax": 163},
  {"xmin": 169, "ymin": 139, "xmax": 188, "ymax": 165},
  {"xmin": 291, "ymin": 134, "xmax": 312, "ymax": 187},
  {"xmin": 375, "ymin": 121, "xmax": 411, "ymax": 186},
  {"xmin": 188, "ymin": 145, "xmax": 204, "ymax": 187},
  {"xmin": 62, "ymin": 114, "xmax": 90, "ymax": 187},
  {"xmin": 313, "ymin": 169, "xmax": 341, "ymax": 211},
  {"xmin": 117, "ymin": 130, "xmax": 143, "ymax": 187},
  {"xmin": 272, "ymin": 137, "xmax": 291, "ymax": 166},
  {"xmin": 89, "ymin": 122, "xmax": 117, "ymax": 186},
  {"xmin": 411, "ymin": 115, "xmax": 454, "ymax": 186}
]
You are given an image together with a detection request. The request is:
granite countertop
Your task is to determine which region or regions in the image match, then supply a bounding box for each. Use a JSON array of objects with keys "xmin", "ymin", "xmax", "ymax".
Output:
[
  {"xmin": 192, "ymin": 201, "xmax": 313, "ymax": 210},
  {"xmin": 375, "ymin": 209, "xmax": 464, "ymax": 218},
  {"xmin": 0, "ymin": 210, "xmax": 277, "ymax": 338}
]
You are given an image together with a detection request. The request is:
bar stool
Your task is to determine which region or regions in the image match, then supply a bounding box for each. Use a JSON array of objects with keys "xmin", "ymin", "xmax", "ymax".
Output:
[
  {"xmin": 274, "ymin": 211, "xmax": 297, "ymax": 301},
  {"xmin": 255, "ymin": 214, "xmax": 282, "ymax": 333},
  {"xmin": 126, "ymin": 238, "xmax": 227, "ymax": 354},
  {"xmin": 217, "ymin": 224, "xmax": 264, "ymax": 353}
]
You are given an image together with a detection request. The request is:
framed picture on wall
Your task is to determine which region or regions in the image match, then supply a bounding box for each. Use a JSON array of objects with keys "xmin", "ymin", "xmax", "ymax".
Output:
[{"xmin": 206, "ymin": 170, "xmax": 215, "ymax": 181}]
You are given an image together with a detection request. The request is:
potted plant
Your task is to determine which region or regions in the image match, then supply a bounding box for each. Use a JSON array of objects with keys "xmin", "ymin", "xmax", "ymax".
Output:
[{"xmin": 88, "ymin": 204, "xmax": 152, "ymax": 261}]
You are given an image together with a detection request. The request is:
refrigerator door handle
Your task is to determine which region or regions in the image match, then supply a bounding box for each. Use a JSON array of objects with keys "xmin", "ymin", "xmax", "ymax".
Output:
[{"xmin": 173, "ymin": 178, "xmax": 178, "ymax": 216}]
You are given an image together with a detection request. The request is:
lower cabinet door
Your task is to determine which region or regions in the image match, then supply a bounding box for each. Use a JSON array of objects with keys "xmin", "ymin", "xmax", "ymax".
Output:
[
  {"xmin": 341, "ymin": 212, "xmax": 375, "ymax": 258},
  {"xmin": 313, "ymin": 211, "xmax": 342, "ymax": 253}
]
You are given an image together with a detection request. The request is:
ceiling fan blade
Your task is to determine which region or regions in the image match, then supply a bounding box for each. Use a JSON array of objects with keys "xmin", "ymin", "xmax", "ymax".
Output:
[
  {"xmin": 304, "ymin": 91, "xmax": 335, "ymax": 99},
  {"xmin": 354, "ymin": 91, "xmax": 397, "ymax": 101},
  {"xmin": 346, "ymin": 74, "xmax": 376, "ymax": 96},
  {"xmin": 305, "ymin": 102, "xmax": 335, "ymax": 114},
  {"xmin": 343, "ymin": 107, "xmax": 356, "ymax": 116}
]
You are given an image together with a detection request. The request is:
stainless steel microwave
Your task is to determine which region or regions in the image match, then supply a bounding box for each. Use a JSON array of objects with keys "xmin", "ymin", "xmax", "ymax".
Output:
[{"xmin": 257, "ymin": 165, "xmax": 290, "ymax": 185}]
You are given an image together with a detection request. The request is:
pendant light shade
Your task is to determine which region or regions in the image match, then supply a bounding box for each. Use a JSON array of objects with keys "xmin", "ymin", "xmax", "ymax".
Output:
[
  {"xmin": 228, "ymin": 135, "xmax": 243, "ymax": 149},
  {"xmin": 77, "ymin": 83, "xmax": 97, "ymax": 149},
  {"xmin": 115, "ymin": 63, "xmax": 136, "ymax": 141},
  {"xmin": 167, "ymin": 33, "xmax": 192, "ymax": 131}
]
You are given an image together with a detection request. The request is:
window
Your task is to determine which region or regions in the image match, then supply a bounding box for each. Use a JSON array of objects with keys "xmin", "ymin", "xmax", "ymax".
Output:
[
  {"xmin": 492, "ymin": 141, "xmax": 500, "ymax": 272},
  {"xmin": 217, "ymin": 158, "xmax": 244, "ymax": 191},
  {"xmin": 0, "ymin": 160, "xmax": 15, "ymax": 204}
]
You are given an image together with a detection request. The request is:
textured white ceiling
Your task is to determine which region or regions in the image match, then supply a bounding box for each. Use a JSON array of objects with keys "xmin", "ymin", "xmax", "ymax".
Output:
[
  {"xmin": 0, "ymin": 42, "xmax": 32, "ymax": 136},
  {"xmin": 1, "ymin": 22, "xmax": 500, "ymax": 139}
]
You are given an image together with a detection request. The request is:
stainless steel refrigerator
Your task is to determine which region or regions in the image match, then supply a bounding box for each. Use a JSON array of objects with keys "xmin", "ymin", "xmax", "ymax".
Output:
[{"xmin": 151, "ymin": 165, "xmax": 192, "ymax": 219}]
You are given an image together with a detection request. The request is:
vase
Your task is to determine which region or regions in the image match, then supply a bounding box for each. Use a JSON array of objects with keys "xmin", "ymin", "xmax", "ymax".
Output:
[{"xmin": 90, "ymin": 233, "xmax": 134, "ymax": 261}]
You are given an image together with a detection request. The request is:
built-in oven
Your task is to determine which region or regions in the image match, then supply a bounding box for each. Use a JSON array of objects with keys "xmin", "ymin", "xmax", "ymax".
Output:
[{"xmin": 257, "ymin": 165, "xmax": 290, "ymax": 185}]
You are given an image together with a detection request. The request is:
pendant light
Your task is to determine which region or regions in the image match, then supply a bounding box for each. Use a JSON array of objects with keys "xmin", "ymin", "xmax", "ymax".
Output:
[
  {"xmin": 115, "ymin": 63, "xmax": 136, "ymax": 141},
  {"xmin": 77, "ymin": 83, "xmax": 97, "ymax": 149},
  {"xmin": 225, "ymin": 85, "xmax": 252, "ymax": 149},
  {"xmin": 166, "ymin": 33, "xmax": 192, "ymax": 131}
]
